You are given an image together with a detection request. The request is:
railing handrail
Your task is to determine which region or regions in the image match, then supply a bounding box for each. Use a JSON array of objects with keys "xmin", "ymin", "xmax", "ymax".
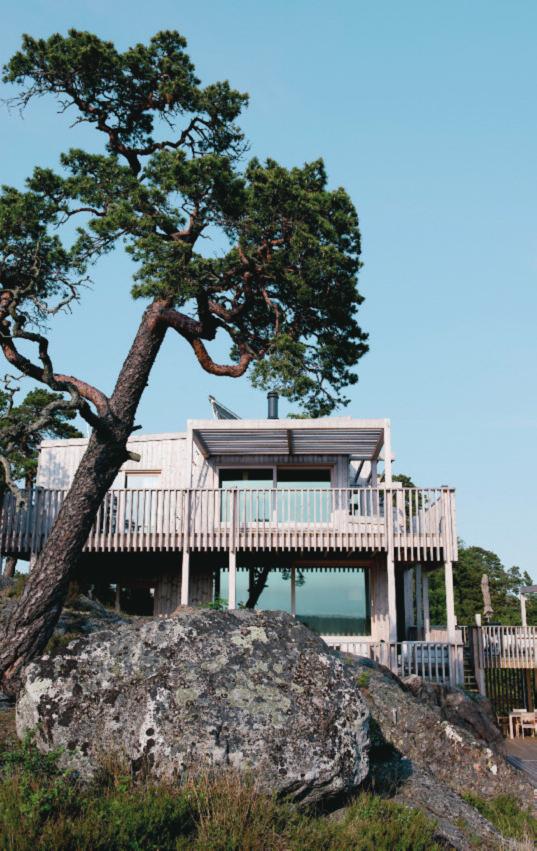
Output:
[
  {"xmin": 474, "ymin": 624, "xmax": 537, "ymax": 670},
  {"xmin": 323, "ymin": 636, "xmax": 461, "ymax": 685},
  {"xmin": 20, "ymin": 484, "xmax": 456, "ymax": 493},
  {"xmin": 481, "ymin": 624, "xmax": 537, "ymax": 633},
  {"xmin": 0, "ymin": 484, "xmax": 457, "ymax": 559}
]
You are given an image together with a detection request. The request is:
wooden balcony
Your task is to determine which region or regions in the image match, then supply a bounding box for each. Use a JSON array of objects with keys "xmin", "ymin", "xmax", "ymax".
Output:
[{"xmin": 0, "ymin": 485, "xmax": 457, "ymax": 561}]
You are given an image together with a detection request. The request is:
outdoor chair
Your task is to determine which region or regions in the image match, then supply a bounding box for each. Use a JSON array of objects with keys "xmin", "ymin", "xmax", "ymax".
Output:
[
  {"xmin": 508, "ymin": 708, "xmax": 527, "ymax": 739},
  {"xmin": 520, "ymin": 711, "xmax": 537, "ymax": 737}
]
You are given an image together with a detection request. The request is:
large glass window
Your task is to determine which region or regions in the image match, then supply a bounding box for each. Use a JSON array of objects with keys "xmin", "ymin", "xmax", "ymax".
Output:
[
  {"xmin": 124, "ymin": 472, "xmax": 161, "ymax": 531},
  {"xmin": 295, "ymin": 567, "xmax": 370, "ymax": 636},
  {"xmin": 216, "ymin": 565, "xmax": 370, "ymax": 636},
  {"xmin": 219, "ymin": 568, "xmax": 292, "ymax": 612}
]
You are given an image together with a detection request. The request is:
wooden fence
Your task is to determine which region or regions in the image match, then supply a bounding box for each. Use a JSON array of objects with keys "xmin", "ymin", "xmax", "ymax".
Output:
[
  {"xmin": 0, "ymin": 485, "xmax": 457, "ymax": 560},
  {"xmin": 322, "ymin": 636, "xmax": 462, "ymax": 685},
  {"xmin": 479, "ymin": 625, "xmax": 537, "ymax": 670}
]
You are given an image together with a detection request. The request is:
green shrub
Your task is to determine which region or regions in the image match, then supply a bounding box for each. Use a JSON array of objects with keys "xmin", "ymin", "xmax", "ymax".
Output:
[
  {"xmin": 462, "ymin": 792, "xmax": 537, "ymax": 843},
  {"xmin": 204, "ymin": 596, "xmax": 227, "ymax": 611},
  {"xmin": 0, "ymin": 737, "xmax": 441, "ymax": 850},
  {"xmin": 356, "ymin": 671, "xmax": 371, "ymax": 688}
]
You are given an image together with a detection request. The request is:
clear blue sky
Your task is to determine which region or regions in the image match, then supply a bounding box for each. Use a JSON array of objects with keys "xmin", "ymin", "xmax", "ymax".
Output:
[{"xmin": 2, "ymin": 1, "xmax": 536, "ymax": 577}]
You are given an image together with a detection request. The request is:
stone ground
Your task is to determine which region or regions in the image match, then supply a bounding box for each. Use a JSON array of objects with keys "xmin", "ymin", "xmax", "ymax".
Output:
[{"xmin": 346, "ymin": 656, "xmax": 537, "ymax": 848}]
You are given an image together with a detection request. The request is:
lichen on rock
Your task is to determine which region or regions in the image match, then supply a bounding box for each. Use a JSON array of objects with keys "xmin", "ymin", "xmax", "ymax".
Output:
[{"xmin": 16, "ymin": 609, "xmax": 370, "ymax": 806}]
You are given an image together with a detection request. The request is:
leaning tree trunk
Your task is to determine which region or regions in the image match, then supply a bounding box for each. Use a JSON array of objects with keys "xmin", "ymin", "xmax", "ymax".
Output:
[{"xmin": 0, "ymin": 302, "xmax": 167, "ymax": 696}]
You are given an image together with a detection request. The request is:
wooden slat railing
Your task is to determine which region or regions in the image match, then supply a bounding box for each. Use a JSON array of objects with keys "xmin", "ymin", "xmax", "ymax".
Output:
[
  {"xmin": 322, "ymin": 636, "xmax": 461, "ymax": 685},
  {"xmin": 480, "ymin": 625, "xmax": 537, "ymax": 669},
  {"xmin": 0, "ymin": 485, "xmax": 457, "ymax": 559}
]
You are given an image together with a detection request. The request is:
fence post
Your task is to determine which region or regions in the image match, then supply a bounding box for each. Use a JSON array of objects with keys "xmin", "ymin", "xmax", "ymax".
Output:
[{"xmin": 472, "ymin": 626, "xmax": 487, "ymax": 696}]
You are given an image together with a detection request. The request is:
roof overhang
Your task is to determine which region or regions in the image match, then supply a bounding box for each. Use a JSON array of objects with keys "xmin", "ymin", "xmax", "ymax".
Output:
[{"xmin": 189, "ymin": 418, "xmax": 387, "ymax": 460}]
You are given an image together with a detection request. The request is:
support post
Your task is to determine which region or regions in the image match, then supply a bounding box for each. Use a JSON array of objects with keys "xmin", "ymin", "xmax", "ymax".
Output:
[
  {"xmin": 444, "ymin": 560, "xmax": 456, "ymax": 640},
  {"xmin": 403, "ymin": 567, "xmax": 414, "ymax": 638},
  {"xmin": 422, "ymin": 572, "xmax": 431, "ymax": 640},
  {"xmin": 387, "ymin": 553, "xmax": 397, "ymax": 643},
  {"xmin": 520, "ymin": 594, "xmax": 527, "ymax": 627},
  {"xmin": 415, "ymin": 563, "xmax": 423, "ymax": 639},
  {"xmin": 228, "ymin": 551, "xmax": 237, "ymax": 610},
  {"xmin": 180, "ymin": 551, "xmax": 190, "ymax": 606},
  {"xmin": 115, "ymin": 584, "xmax": 121, "ymax": 613},
  {"xmin": 444, "ymin": 560, "xmax": 459, "ymax": 685},
  {"xmin": 291, "ymin": 566, "xmax": 296, "ymax": 616},
  {"xmin": 383, "ymin": 419, "xmax": 393, "ymax": 485},
  {"xmin": 473, "ymin": 626, "xmax": 487, "ymax": 696}
]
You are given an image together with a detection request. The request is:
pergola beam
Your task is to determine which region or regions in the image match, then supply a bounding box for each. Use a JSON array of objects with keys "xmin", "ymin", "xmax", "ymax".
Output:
[
  {"xmin": 192, "ymin": 430, "xmax": 210, "ymax": 459},
  {"xmin": 286, "ymin": 429, "xmax": 293, "ymax": 454}
]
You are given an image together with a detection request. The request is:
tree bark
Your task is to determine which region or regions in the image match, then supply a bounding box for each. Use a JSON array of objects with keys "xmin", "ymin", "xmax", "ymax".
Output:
[
  {"xmin": 3, "ymin": 556, "xmax": 17, "ymax": 578},
  {"xmin": 0, "ymin": 301, "xmax": 168, "ymax": 695},
  {"xmin": 246, "ymin": 566, "xmax": 271, "ymax": 609}
]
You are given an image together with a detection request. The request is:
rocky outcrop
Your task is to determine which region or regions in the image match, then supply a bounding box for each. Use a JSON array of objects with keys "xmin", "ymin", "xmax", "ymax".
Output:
[
  {"xmin": 354, "ymin": 658, "xmax": 535, "ymax": 849},
  {"xmin": 16, "ymin": 610, "xmax": 369, "ymax": 805},
  {"xmin": 402, "ymin": 674, "xmax": 503, "ymax": 745},
  {"xmin": 55, "ymin": 593, "xmax": 129, "ymax": 637}
]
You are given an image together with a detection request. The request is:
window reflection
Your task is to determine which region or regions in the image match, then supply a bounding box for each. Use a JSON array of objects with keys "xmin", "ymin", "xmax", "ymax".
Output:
[{"xmin": 217, "ymin": 566, "xmax": 370, "ymax": 636}]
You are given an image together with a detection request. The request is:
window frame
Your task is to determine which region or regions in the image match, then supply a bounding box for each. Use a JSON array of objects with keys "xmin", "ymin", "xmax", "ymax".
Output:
[
  {"xmin": 217, "ymin": 463, "xmax": 335, "ymax": 490},
  {"xmin": 123, "ymin": 470, "xmax": 161, "ymax": 489}
]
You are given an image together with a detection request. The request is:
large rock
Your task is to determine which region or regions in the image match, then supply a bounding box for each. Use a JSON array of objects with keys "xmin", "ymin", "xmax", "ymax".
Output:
[{"xmin": 16, "ymin": 609, "xmax": 369, "ymax": 805}]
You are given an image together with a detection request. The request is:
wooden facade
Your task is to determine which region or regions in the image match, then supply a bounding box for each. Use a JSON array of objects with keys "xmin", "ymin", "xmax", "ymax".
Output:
[{"xmin": 1, "ymin": 415, "xmax": 462, "ymax": 683}]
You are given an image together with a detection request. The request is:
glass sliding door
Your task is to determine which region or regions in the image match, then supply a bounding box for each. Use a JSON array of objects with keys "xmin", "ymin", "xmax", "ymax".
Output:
[
  {"xmin": 219, "ymin": 468, "xmax": 273, "ymax": 522},
  {"xmin": 276, "ymin": 468, "xmax": 331, "ymax": 523},
  {"xmin": 218, "ymin": 466, "xmax": 333, "ymax": 525}
]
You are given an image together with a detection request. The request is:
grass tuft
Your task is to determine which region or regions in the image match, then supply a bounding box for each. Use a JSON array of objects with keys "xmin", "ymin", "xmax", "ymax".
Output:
[
  {"xmin": 0, "ymin": 735, "xmax": 443, "ymax": 850},
  {"xmin": 463, "ymin": 791, "xmax": 537, "ymax": 843}
]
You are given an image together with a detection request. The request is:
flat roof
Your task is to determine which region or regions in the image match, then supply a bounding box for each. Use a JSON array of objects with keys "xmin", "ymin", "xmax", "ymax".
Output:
[{"xmin": 40, "ymin": 432, "xmax": 187, "ymax": 448}]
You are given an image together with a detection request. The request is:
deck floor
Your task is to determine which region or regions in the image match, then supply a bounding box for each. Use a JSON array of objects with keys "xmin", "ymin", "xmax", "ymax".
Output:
[{"xmin": 505, "ymin": 738, "xmax": 537, "ymax": 785}]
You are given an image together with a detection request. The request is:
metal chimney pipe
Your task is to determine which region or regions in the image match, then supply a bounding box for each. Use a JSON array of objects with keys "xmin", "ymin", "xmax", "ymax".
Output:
[{"xmin": 267, "ymin": 391, "xmax": 279, "ymax": 419}]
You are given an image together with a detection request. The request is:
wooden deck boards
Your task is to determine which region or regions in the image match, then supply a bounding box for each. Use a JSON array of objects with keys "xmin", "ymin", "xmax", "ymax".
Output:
[{"xmin": 505, "ymin": 739, "xmax": 537, "ymax": 785}]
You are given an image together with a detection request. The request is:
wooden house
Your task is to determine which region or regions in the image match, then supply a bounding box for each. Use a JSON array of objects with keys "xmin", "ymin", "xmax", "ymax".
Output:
[{"xmin": 0, "ymin": 395, "xmax": 462, "ymax": 684}]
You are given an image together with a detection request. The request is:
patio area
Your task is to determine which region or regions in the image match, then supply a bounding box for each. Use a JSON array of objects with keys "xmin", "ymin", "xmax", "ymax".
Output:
[{"xmin": 505, "ymin": 738, "xmax": 537, "ymax": 785}]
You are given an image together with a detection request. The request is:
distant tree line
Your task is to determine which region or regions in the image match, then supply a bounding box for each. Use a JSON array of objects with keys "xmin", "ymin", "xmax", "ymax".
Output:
[
  {"xmin": 0, "ymin": 383, "xmax": 81, "ymax": 578},
  {"xmin": 428, "ymin": 543, "xmax": 537, "ymax": 627}
]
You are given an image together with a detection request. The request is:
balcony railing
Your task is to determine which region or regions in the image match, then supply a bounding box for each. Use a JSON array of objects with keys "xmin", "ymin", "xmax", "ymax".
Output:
[
  {"xmin": 0, "ymin": 485, "xmax": 457, "ymax": 560},
  {"xmin": 479, "ymin": 625, "xmax": 537, "ymax": 669},
  {"xmin": 323, "ymin": 636, "xmax": 462, "ymax": 685}
]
